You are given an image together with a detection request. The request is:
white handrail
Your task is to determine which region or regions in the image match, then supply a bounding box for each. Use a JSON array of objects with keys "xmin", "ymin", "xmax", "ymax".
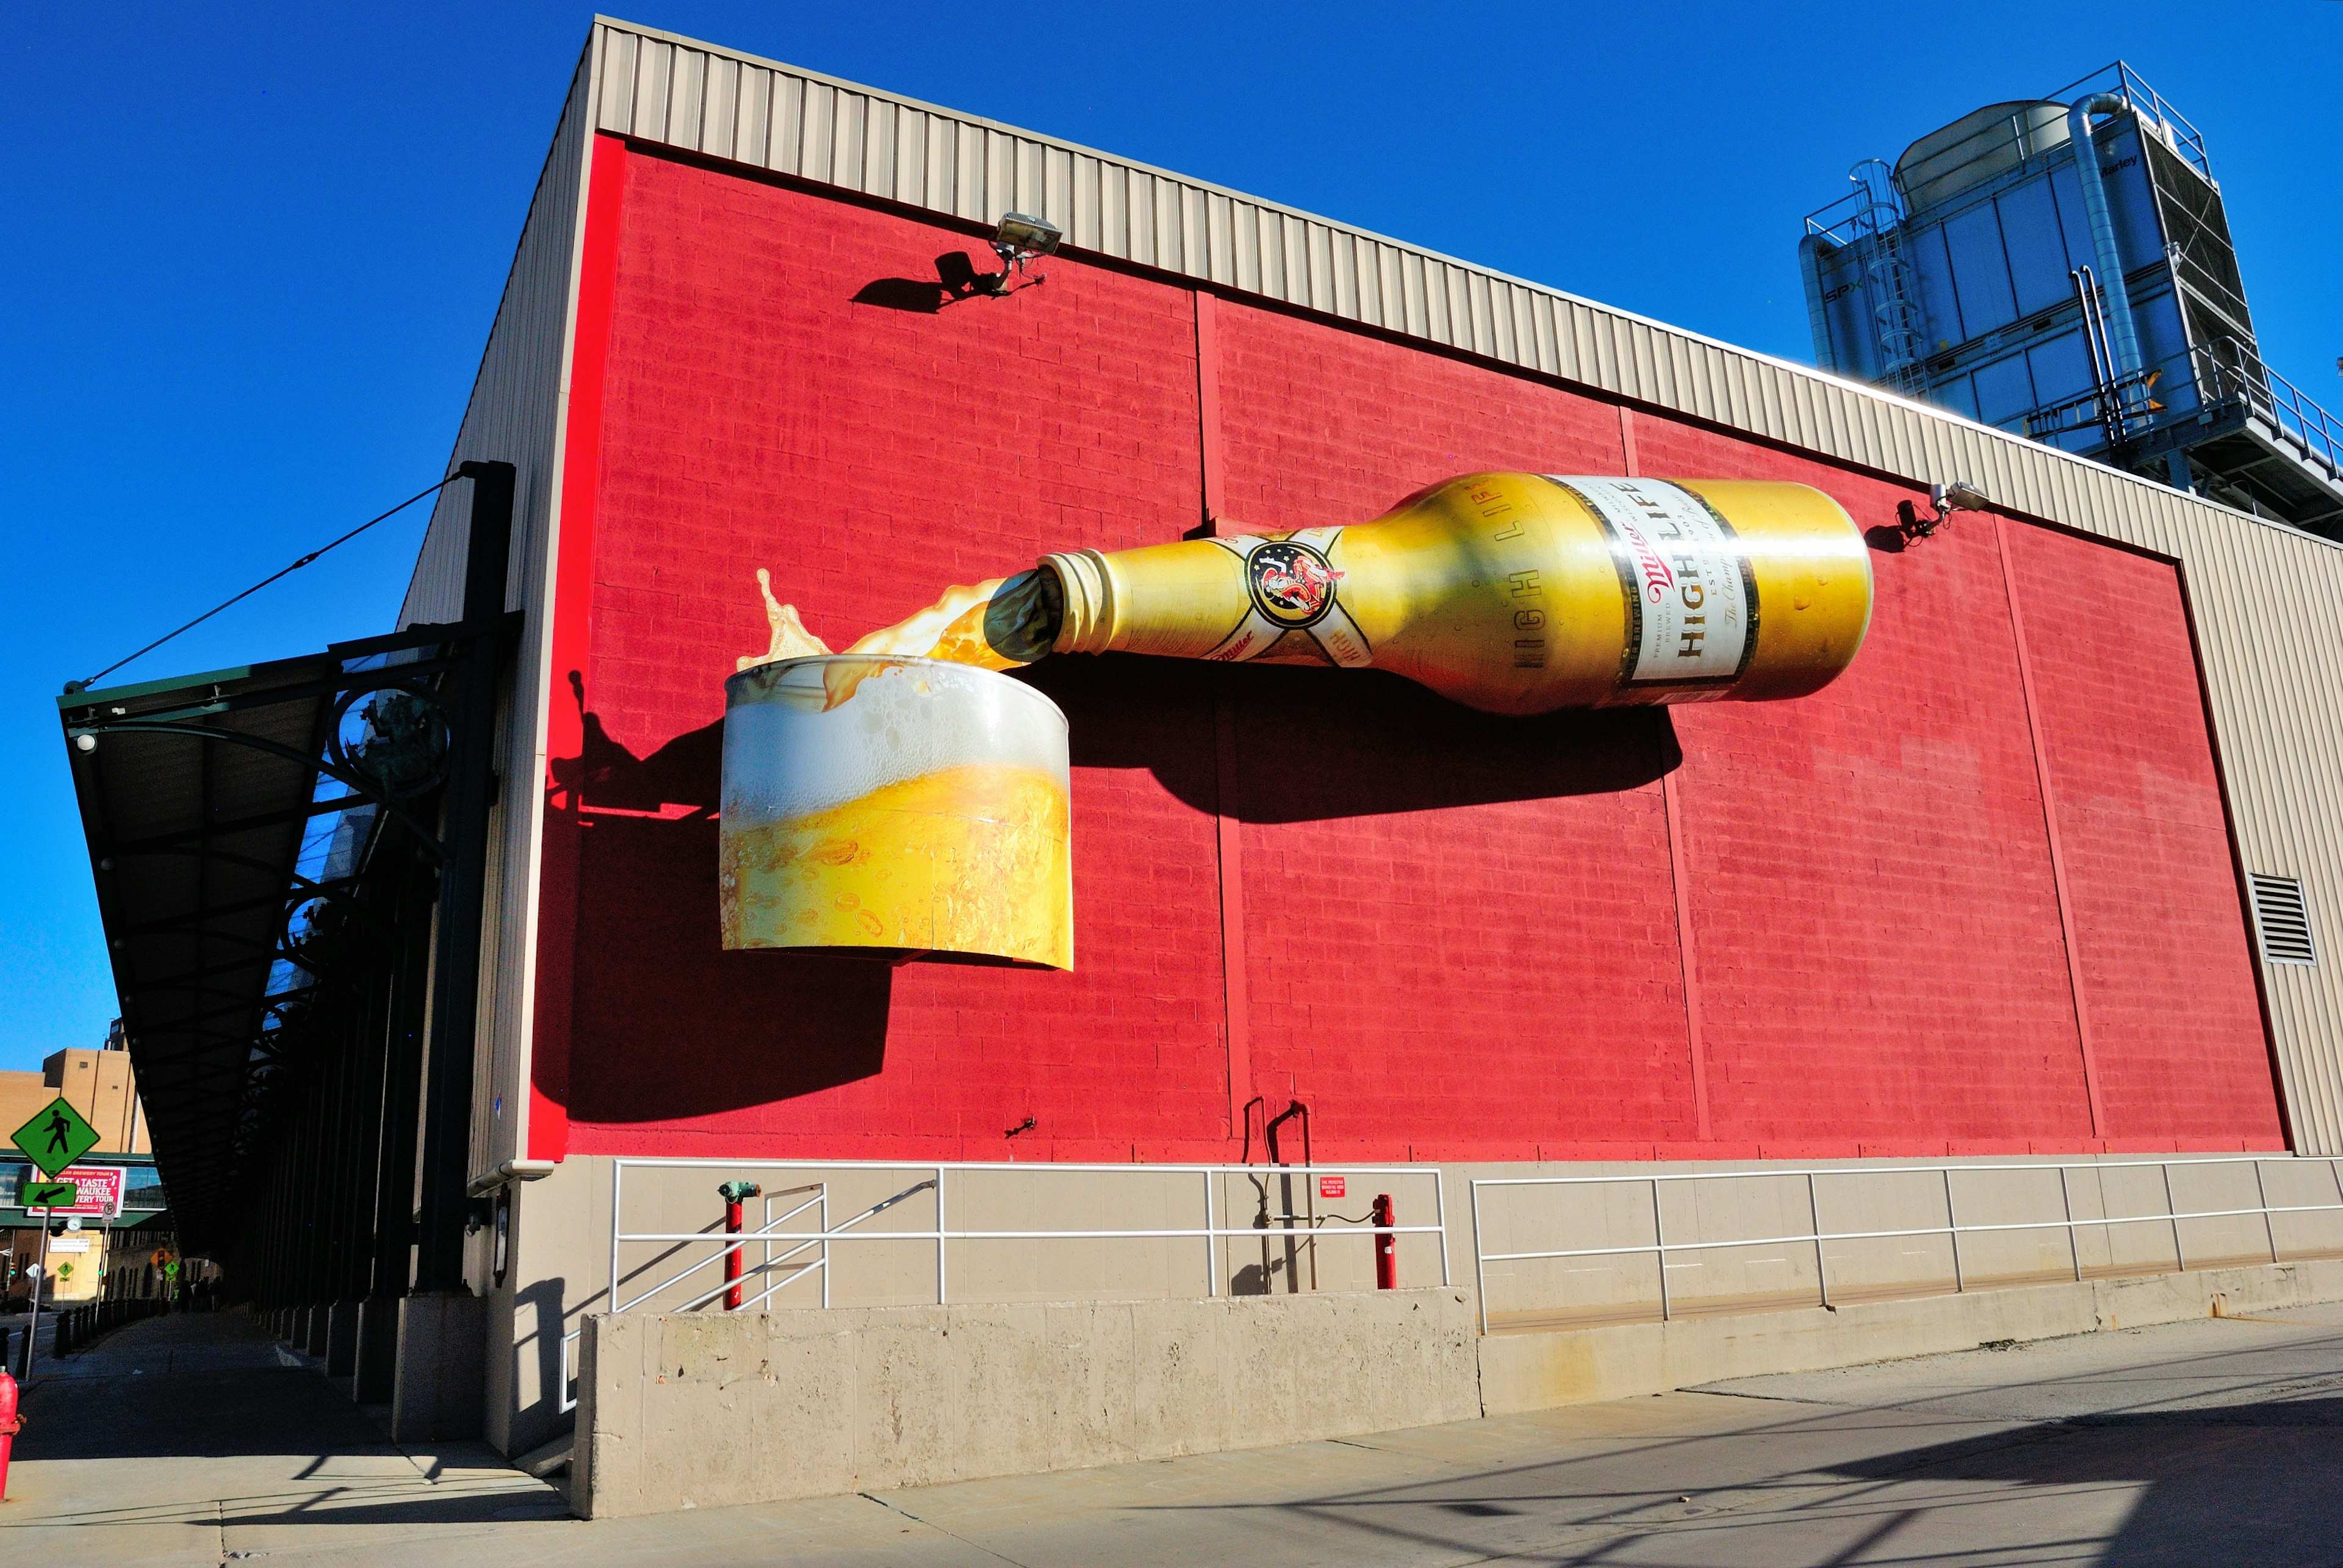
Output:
[
  {"xmin": 607, "ymin": 1159, "xmax": 1450, "ymax": 1315},
  {"xmin": 1471, "ymin": 1154, "xmax": 2343, "ymax": 1334}
]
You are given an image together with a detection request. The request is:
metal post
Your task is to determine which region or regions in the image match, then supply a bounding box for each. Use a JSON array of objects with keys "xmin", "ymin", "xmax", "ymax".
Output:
[
  {"xmin": 2253, "ymin": 1159, "xmax": 2278, "ymax": 1264},
  {"xmin": 1809, "ymin": 1173, "xmax": 1829, "ymax": 1309},
  {"xmin": 414, "ymin": 460, "xmax": 514, "ymax": 1293},
  {"xmin": 1203, "ymin": 1171, "xmax": 1217, "ymax": 1298},
  {"xmin": 2060, "ymin": 1165, "xmax": 2082, "ymax": 1281},
  {"xmin": 2164, "ymin": 1163, "xmax": 2184, "ymax": 1273},
  {"xmin": 1653, "ymin": 1177, "xmax": 1671, "ymax": 1321},
  {"xmin": 935, "ymin": 1167, "xmax": 948, "ymax": 1306},
  {"xmin": 1432, "ymin": 1167, "xmax": 1452, "ymax": 1287},
  {"xmin": 23, "ymin": 1223, "xmax": 49, "ymax": 1384},
  {"xmin": 1944, "ymin": 1168, "xmax": 1963, "ymax": 1292},
  {"xmin": 1469, "ymin": 1181, "xmax": 1488, "ymax": 1335},
  {"xmin": 607, "ymin": 1161, "xmax": 624, "ymax": 1316}
]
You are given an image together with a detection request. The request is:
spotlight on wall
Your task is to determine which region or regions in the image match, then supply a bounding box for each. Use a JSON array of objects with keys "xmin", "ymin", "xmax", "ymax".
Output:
[
  {"xmin": 985, "ymin": 212, "xmax": 1062, "ymax": 295},
  {"xmin": 1897, "ymin": 479, "xmax": 1990, "ymax": 542}
]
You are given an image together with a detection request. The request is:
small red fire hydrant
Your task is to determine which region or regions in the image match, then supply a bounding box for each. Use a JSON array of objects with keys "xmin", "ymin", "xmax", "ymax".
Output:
[
  {"xmin": 0, "ymin": 1370, "xmax": 21, "ymax": 1501},
  {"xmin": 1372, "ymin": 1194, "xmax": 1397, "ymax": 1290}
]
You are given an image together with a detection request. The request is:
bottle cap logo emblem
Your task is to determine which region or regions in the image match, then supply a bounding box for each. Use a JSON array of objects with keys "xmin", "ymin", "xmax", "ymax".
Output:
[{"xmin": 1246, "ymin": 541, "xmax": 1344, "ymax": 628}]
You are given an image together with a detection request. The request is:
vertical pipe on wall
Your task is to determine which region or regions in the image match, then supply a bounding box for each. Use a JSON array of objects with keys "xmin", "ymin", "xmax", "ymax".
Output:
[
  {"xmin": 414, "ymin": 462, "xmax": 516, "ymax": 1294},
  {"xmin": 1214, "ymin": 672, "xmax": 1252, "ymax": 1142},
  {"xmin": 1994, "ymin": 516, "xmax": 2109, "ymax": 1137},
  {"xmin": 1626, "ymin": 406, "xmax": 1715, "ymax": 1143},
  {"xmin": 1193, "ymin": 290, "xmax": 1226, "ymax": 534}
]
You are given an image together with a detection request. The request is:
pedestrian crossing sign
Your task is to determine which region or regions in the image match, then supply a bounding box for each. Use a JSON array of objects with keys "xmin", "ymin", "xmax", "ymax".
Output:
[{"xmin": 12, "ymin": 1097, "xmax": 99, "ymax": 1179}]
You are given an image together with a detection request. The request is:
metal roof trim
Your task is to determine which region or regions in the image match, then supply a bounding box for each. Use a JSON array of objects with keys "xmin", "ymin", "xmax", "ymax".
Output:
[
  {"xmin": 588, "ymin": 15, "xmax": 2331, "ymax": 555},
  {"xmin": 59, "ymin": 664, "xmax": 263, "ymax": 711}
]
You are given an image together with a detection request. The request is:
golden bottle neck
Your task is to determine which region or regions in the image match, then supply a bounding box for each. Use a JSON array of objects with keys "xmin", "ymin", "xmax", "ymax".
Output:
[{"xmin": 1043, "ymin": 550, "xmax": 1119, "ymax": 655}]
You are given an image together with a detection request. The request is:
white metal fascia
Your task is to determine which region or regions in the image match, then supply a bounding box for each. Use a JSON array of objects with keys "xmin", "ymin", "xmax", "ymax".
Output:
[{"xmin": 585, "ymin": 13, "xmax": 2328, "ymax": 562}]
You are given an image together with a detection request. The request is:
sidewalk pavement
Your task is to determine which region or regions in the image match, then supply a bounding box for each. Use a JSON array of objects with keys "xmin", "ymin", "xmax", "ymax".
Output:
[{"xmin": 2, "ymin": 1300, "xmax": 2339, "ymax": 1565}]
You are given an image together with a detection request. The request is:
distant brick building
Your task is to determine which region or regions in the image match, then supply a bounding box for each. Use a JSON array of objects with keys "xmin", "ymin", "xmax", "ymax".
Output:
[{"xmin": 1, "ymin": 1037, "xmax": 166, "ymax": 1304}]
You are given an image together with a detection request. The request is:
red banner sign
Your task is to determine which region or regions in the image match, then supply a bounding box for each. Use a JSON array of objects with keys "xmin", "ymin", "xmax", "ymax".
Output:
[{"xmin": 24, "ymin": 1165, "xmax": 123, "ymax": 1218}]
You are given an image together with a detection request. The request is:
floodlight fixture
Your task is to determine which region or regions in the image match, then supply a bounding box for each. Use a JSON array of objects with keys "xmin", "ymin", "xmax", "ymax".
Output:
[
  {"xmin": 1897, "ymin": 479, "xmax": 1990, "ymax": 542},
  {"xmin": 1935, "ymin": 480, "xmax": 1991, "ymax": 514},
  {"xmin": 986, "ymin": 212, "xmax": 1062, "ymax": 295}
]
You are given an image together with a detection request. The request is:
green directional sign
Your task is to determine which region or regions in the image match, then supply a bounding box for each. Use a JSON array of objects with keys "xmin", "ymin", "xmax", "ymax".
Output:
[
  {"xmin": 12, "ymin": 1096, "xmax": 99, "ymax": 1179},
  {"xmin": 21, "ymin": 1181, "xmax": 76, "ymax": 1211}
]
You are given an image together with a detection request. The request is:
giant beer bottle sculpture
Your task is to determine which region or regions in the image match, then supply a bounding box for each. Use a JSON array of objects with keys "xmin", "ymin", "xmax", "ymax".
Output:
[
  {"xmin": 830, "ymin": 472, "xmax": 1872, "ymax": 714},
  {"xmin": 724, "ymin": 473, "xmax": 1870, "ymax": 966}
]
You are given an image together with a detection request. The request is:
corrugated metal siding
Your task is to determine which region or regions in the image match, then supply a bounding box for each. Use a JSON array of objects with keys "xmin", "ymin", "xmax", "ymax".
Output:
[
  {"xmin": 399, "ymin": 45, "xmax": 592, "ymax": 1182},
  {"xmin": 577, "ymin": 20, "xmax": 2343, "ymax": 1151}
]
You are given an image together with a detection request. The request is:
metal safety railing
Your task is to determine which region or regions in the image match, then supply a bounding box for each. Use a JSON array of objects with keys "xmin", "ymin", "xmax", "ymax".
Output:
[
  {"xmin": 1470, "ymin": 1154, "xmax": 2343, "ymax": 1336},
  {"xmin": 2194, "ymin": 337, "xmax": 2343, "ymax": 480},
  {"xmin": 2009, "ymin": 334, "xmax": 2343, "ymax": 488},
  {"xmin": 606, "ymin": 1157, "xmax": 1449, "ymax": 1322}
]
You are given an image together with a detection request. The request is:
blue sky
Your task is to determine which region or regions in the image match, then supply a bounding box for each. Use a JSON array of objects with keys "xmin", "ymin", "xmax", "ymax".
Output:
[{"xmin": 3, "ymin": 3, "xmax": 2336, "ymax": 1073}]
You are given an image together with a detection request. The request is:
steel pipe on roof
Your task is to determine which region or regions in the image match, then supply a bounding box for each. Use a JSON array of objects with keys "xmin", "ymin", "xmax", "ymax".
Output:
[{"xmin": 2068, "ymin": 93, "xmax": 2146, "ymax": 398}]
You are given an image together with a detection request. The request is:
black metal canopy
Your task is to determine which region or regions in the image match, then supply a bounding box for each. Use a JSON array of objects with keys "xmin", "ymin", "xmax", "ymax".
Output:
[{"xmin": 56, "ymin": 620, "xmax": 483, "ymax": 1254}]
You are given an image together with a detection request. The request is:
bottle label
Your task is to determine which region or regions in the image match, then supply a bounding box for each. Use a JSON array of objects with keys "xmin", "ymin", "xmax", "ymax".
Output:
[
  {"xmin": 1201, "ymin": 528, "xmax": 1373, "ymax": 667},
  {"xmin": 1550, "ymin": 478, "xmax": 1759, "ymax": 688}
]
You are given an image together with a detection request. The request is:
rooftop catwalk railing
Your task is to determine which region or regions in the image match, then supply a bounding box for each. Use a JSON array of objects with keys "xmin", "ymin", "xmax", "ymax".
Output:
[
  {"xmin": 2015, "ymin": 338, "xmax": 2343, "ymax": 484},
  {"xmin": 1470, "ymin": 1154, "xmax": 2343, "ymax": 1336}
]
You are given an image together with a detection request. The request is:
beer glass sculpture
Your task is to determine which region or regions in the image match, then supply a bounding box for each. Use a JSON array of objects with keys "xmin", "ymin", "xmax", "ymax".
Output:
[{"xmin": 721, "ymin": 656, "xmax": 1072, "ymax": 967}]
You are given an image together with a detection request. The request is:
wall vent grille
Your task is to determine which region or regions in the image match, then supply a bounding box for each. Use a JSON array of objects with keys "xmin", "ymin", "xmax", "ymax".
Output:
[{"xmin": 2250, "ymin": 874, "xmax": 2318, "ymax": 965}]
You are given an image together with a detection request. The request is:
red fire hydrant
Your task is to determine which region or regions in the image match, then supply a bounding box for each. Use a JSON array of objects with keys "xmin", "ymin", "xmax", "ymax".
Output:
[
  {"xmin": 716, "ymin": 1181, "xmax": 761, "ymax": 1311},
  {"xmin": 0, "ymin": 1370, "xmax": 21, "ymax": 1501},
  {"xmin": 1372, "ymin": 1194, "xmax": 1397, "ymax": 1290}
]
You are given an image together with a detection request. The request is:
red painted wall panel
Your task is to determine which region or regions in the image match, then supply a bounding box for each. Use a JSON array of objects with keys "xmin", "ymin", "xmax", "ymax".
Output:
[
  {"xmin": 2001, "ymin": 524, "xmax": 2282, "ymax": 1148},
  {"xmin": 1209, "ymin": 305, "xmax": 1696, "ymax": 1157},
  {"xmin": 1629, "ymin": 419, "xmax": 2098, "ymax": 1152},
  {"xmin": 532, "ymin": 143, "xmax": 2282, "ymax": 1162},
  {"xmin": 558, "ymin": 146, "xmax": 1229, "ymax": 1159}
]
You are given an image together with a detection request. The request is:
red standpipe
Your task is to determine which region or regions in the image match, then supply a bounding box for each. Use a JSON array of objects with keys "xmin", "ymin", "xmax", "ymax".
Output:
[
  {"xmin": 0, "ymin": 1370, "xmax": 20, "ymax": 1500},
  {"xmin": 717, "ymin": 1181, "xmax": 761, "ymax": 1311},
  {"xmin": 1373, "ymin": 1194, "xmax": 1397, "ymax": 1290}
]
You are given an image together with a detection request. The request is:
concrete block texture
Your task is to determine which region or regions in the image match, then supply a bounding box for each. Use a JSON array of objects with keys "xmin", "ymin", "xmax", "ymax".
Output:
[
  {"xmin": 324, "ymin": 1301, "xmax": 360, "ymax": 1378},
  {"xmin": 391, "ymin": 1292, "xmax": 487, "ymax": 1442},
  {"xmin": 354, "ymin": 1298, "xmax": 401, "ymax": 1404},
  {"xmin": 1478, "ymin": 1256, "xmax": 2343, "ymax": 1415},
  {"xmin": 574, "ymin": 1287, "xmax": 1478, "ymax": 1519}
]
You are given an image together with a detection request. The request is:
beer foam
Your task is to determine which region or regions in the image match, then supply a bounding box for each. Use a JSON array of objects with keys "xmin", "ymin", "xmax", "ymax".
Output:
[
  {"xmin": 722, "ymin": 656, "xmax": 1069, "ymax": 827},
  {"xmin": 736, "ymin": 569, "xmax": 835, "ymax": 672}
]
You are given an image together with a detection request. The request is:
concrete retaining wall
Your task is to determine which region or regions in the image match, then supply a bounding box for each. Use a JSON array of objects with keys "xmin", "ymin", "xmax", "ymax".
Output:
[
  {"xmin": 1478, "ymin": 1257, "xmax": 2343, "ymax": 1414},
  {"xmin": 573, "ymin": 1286, "xmax": 1480, "ymax": 1519}
]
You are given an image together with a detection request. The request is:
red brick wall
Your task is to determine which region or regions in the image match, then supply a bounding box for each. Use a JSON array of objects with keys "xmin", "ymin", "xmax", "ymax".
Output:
[
  {"xmin": 2001, "ymin": 524, "xmax": 2281, "ymax": 1147},
  {"xmin": 533, "ymin": 138, "xmax": 2282, "ymax": 1161}
]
